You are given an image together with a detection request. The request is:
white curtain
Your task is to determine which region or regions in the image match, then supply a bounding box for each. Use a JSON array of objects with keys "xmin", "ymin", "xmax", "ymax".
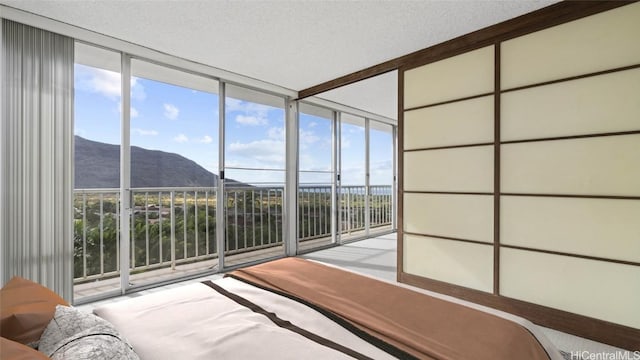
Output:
[{"xmin": 1, "ymin": 19, "xmax": 74, "ymax": 301}]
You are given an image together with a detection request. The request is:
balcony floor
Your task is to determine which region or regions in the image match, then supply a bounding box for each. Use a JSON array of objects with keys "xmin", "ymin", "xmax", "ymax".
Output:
[{"xmin": 76, "ymin": 232, "xmax": 630, "ymax": 357}]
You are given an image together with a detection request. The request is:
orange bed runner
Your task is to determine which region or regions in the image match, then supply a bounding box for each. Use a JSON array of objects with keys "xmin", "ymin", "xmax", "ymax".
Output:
[{"xmin": 228, "ymin": 258, "xmax": 552, "ymax": 360}]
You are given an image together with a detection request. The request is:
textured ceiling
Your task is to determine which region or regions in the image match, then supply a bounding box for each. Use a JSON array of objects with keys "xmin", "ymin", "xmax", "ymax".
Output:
[{"xmin": 1, "ymin": 0, "xmax": 557, "ymax": 119}]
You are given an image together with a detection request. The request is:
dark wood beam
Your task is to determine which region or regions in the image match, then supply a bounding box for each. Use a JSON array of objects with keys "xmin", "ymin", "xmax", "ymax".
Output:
[{"xmin": 297, "ymin": 1, "xmax": 633, "ymax": 99}]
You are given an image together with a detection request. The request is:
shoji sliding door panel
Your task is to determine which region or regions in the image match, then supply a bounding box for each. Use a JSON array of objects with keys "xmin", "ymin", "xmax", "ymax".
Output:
[
  {"xmin": 495, "ymin": 2, "xmax": 640, "ymax": 345},
  {"xmin": 502, "ymin": 134, "xmax": 640, "ymax": 196},
  {"xmin": 501, "ymin": 2, "xmax": 640, "ymax": 89},
  {"xmin": 404, "ymin": 46, "xmax": 494, "ymax": 108},
  {"xmin": 398, "ymin": 2, "xmax": 640, "ymax": 348},
  {"xmin": 404, "ymin": 146, "xmax": 493, "ymax": 193},
  {"xmin": 501, "ymin": 248, "xmax": 640, "ymax": 329},
  {"xmin": 501, "ymin": 68, "xmax": 640, "ymax": 141},
  {"xmin": 501, "ymin": 196, "xmax": 640, "ymax": 263},
  {"xmin": 404, "ymin": 96, "xmax": 493, "ymax": 149},
  {"xmin": 404, "ymin": 193, "xmax": 493, "ymax": 243},
  {"xmin": 405, "ymin": 235, "xmax": 493, "ymax": 293},
  {"xmin": 402, "ymin": 45, "xmax": 495, "ymax": 293}
]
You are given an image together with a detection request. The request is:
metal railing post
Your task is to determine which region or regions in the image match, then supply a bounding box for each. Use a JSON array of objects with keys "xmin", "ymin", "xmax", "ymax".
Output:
[
  {"xmin": 205, "ymin": 190, "xmax": 209, "ymax": 255},
  {"xmin": 145, "ymin": 192, "xmax": 149, "ymax": 267},
  {"xmin": 99, "ymin": 194, "xmax": 104, "ymax": 276},
  {"xmin": 365, "ymin": 119, "xmax": 371, "ymax": 237},
  {"xmin": 170, "ymin": 191, "xmax": 176, "ymax": 270},
  {"xmin": 82, "ymin": 193, "xmax": 87, "ymax": 279},
  {"xmin": 131, "ymin": 191, "xmax": 136, "ymax": 270},
  {"xmin": 194, "ymin": 191, "xmax": 199, "ymax": 258},
  {"xmin": 159, "ymin": 191, "xmax": 163, "ymax": 265},
  {"xmin": 183, "ymin": 191, "xmax": 187, "ymax": 262}
]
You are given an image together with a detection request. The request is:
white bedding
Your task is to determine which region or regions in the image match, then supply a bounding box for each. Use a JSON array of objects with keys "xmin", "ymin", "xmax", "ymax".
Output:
[{"xmin": 94, "ymin": 277, "xmax": 398, "ymax": 360}]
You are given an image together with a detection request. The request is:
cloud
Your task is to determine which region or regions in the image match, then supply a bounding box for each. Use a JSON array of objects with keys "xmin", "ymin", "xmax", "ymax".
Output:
[
  {"xmin": 75, "ymin": 66, "xmax": 120, "ymax": 99},
  {"xmin": 226, "ymin": 98, "xmax": 273, "ymax": 126},
  {"xmin": 74, "ymin": 65, "xmax": 145, "ymax": 101},
  {"xmin": 267, "ymin": 127, "xmax": 284, "ymax": 140},
  {"xmin": 369, "ymin": 160, "xmax": 394, "ymax": 185},
  {"xmin": 164, "ymin": 103, "xmax": 179, "ymax": 120},
  {"xmin": 225, "ymin": 98, "xmax": 273, "ymax": 114},
  {"xmin": 132, "ymin": 128, "xmax": 158, "ymax": 136},
  {"xmin": 299, "ymin": 129, "xmax": 319, "ymax": 146},
  {"xmin": 173, "ymin": 134, "xmax": 189, "ymax": 143},
  {"xmin": 169, "ymin": 134, "xmax": 212, "ymax": 144},
  {"xmin": 370, "ymin": 159, "xmax": 393, "ymax": 171},
  {"xmin": 117, "ymin": 103, "xmax": 140, "ymax": 118},
  {"xmin": 204, "ymin": 161, "xmax": 218, "ymax": 174},
  {"xmin": 308, "ymin": 121, "xmax": 317, "ymax": 128},
  {"xmin": 235, "ymin": 115, "xmax": 267, "ymax": 126},
  {"xmin": 340, "ymin": 164, "xmax": 367, "ymax": 185},
  {"xmin": 266, "ymin": 127, "xmax": 319, "ymax": 147},
  {"xmin": 228, "ymin": 139, "xmax": 285, "ymax": 165},
  {"xmin": 130, "ymin": 77, "xmax": 146, "ymax": 101},
  {"xmin": 225, "ymin": 98, "xmax": 243, "ymax": 111}
]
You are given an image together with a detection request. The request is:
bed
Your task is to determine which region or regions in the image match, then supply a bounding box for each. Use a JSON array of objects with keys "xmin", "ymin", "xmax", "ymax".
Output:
[
  {"xmin": 0, "ymin": 258, "xmax": 562, "ymax": 359},
  {"xmin": 91, "ymin": 258, "xmax": 562, "ymax": 360}
]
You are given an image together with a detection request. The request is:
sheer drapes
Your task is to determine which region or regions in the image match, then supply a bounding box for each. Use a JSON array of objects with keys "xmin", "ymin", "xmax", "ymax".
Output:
[{"xmin": 1, "ymin": 19, "xmax": 74, "ymax": 301}]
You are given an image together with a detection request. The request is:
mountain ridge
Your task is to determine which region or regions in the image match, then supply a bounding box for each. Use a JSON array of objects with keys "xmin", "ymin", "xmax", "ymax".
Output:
[{"xmin": 74, "ymin": 136, "xmax": 222, "ymax": 188}]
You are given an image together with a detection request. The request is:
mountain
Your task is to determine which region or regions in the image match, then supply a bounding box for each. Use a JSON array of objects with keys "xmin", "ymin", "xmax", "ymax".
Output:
[{"xmin": 74, "ymin": 136, "xmax": 222, "ymax": 188}]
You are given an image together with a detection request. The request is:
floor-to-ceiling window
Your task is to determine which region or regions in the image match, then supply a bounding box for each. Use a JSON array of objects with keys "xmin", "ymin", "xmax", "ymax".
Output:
[
  {"xmin": 73, "ymin": 43, "xmax": 123, "ymax": 301},
  {"xmin": 72, "ymin": 43, "xmax": 396, "ymax": 303},
  {"xmin": 339, "ymin": 113, "xmax": 367, "ymax": 241},
  {"xmin": 297, "ymin": 103, "xmax": 336, "ymax": 252},
  {"xmin": 368, "ymin": 121, "xmax": 394, "ymax": 234},
  {"xmin": 223, "ymin": 84, "xmax": 286, "ymax": 267},
  {"xmin": 127, "ymin": 58, "xmax": 220, "ymax": 288},
  {"xmin": 73, "ymin": 45, "xmax": 223, "ymax": 301}
]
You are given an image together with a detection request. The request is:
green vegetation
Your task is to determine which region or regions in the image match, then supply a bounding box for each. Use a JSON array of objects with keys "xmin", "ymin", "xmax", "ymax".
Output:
[
  {"xmin": 73, "ymin": 187, "xmax": 391, "ymax": 281},
  {"xmin": 73, "ymin": 189, "xmax": 283, "ymax": 280}
]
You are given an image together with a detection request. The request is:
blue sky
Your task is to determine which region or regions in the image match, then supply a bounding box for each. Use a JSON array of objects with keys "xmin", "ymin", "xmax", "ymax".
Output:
[{"xmin": 74, "ymin": 63, "xmax": 392, "ymax": 186}]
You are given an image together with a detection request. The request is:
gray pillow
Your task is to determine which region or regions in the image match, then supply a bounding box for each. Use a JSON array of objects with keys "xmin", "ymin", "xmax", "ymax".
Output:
[
  {"xmin": 39, "ymin": 305, "xmax": 139, "ymax": 360},
  {"xmin": 38, "ymin": 305, "xmax": 112, "ymax": 355},
  {"xmin": 48, "ymin": 324, "xmax": 140, "ymax": 360}
]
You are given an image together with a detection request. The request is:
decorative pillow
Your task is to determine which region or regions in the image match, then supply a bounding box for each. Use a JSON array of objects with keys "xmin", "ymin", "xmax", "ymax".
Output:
[
  {"xmin": 38, "ymin": 305, "xmax": 113, "ymax": 355},
  {"xmin": 39, "ymin": 305, "xmax": 139, "ymax": 360},
  {"xmin": 0, "ymin": 337, "xmax": 50, "ymax": 360},
  {"xmin": 0, "ymin": 276, "xmax": 69, "ymax": 345},
  {"xmin": 47, "ymin": 324, "xmax": 140, "ymax": 360}
]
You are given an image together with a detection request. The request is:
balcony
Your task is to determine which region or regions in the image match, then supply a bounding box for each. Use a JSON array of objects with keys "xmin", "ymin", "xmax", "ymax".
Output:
[{"xmin": 73, "ymin": 185, "xmax": 393, "ymax": 299}]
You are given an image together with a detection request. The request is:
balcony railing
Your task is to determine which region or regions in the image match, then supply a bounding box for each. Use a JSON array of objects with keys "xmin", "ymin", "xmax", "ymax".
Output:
[{"xmin": 73, "ymin": 185, "xmax": 392, "ymax": 283}]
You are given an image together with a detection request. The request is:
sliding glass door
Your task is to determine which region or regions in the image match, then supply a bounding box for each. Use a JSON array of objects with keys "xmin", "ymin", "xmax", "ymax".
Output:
[
  {"xmin": 127, "ymin": 59, "xmax": 220, "ymax": 288},
  {"xmin": 339, "ymin": 113, "xmax": 367, "ymax": 241},
  {"xmin": 295, "ymin": 105, "xmax": 396, "ymax": 251},
  {"xmin": 297, "ymin": 103, "xmax": 336, "ymax": 252},
  {"xmin": 368, "ymin": 121, "xmax": 394, "ymax": 234},
  {"xmin": 73, "ymin": 44, "xmax": 222, "ymax": 301},
  {"xmin": 223, "ymin": 84, "xmax": 286, "ymax": 267},
  {"xmin": 73, "ymin": 43, "xmax": 123, "ymax": 301}
]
